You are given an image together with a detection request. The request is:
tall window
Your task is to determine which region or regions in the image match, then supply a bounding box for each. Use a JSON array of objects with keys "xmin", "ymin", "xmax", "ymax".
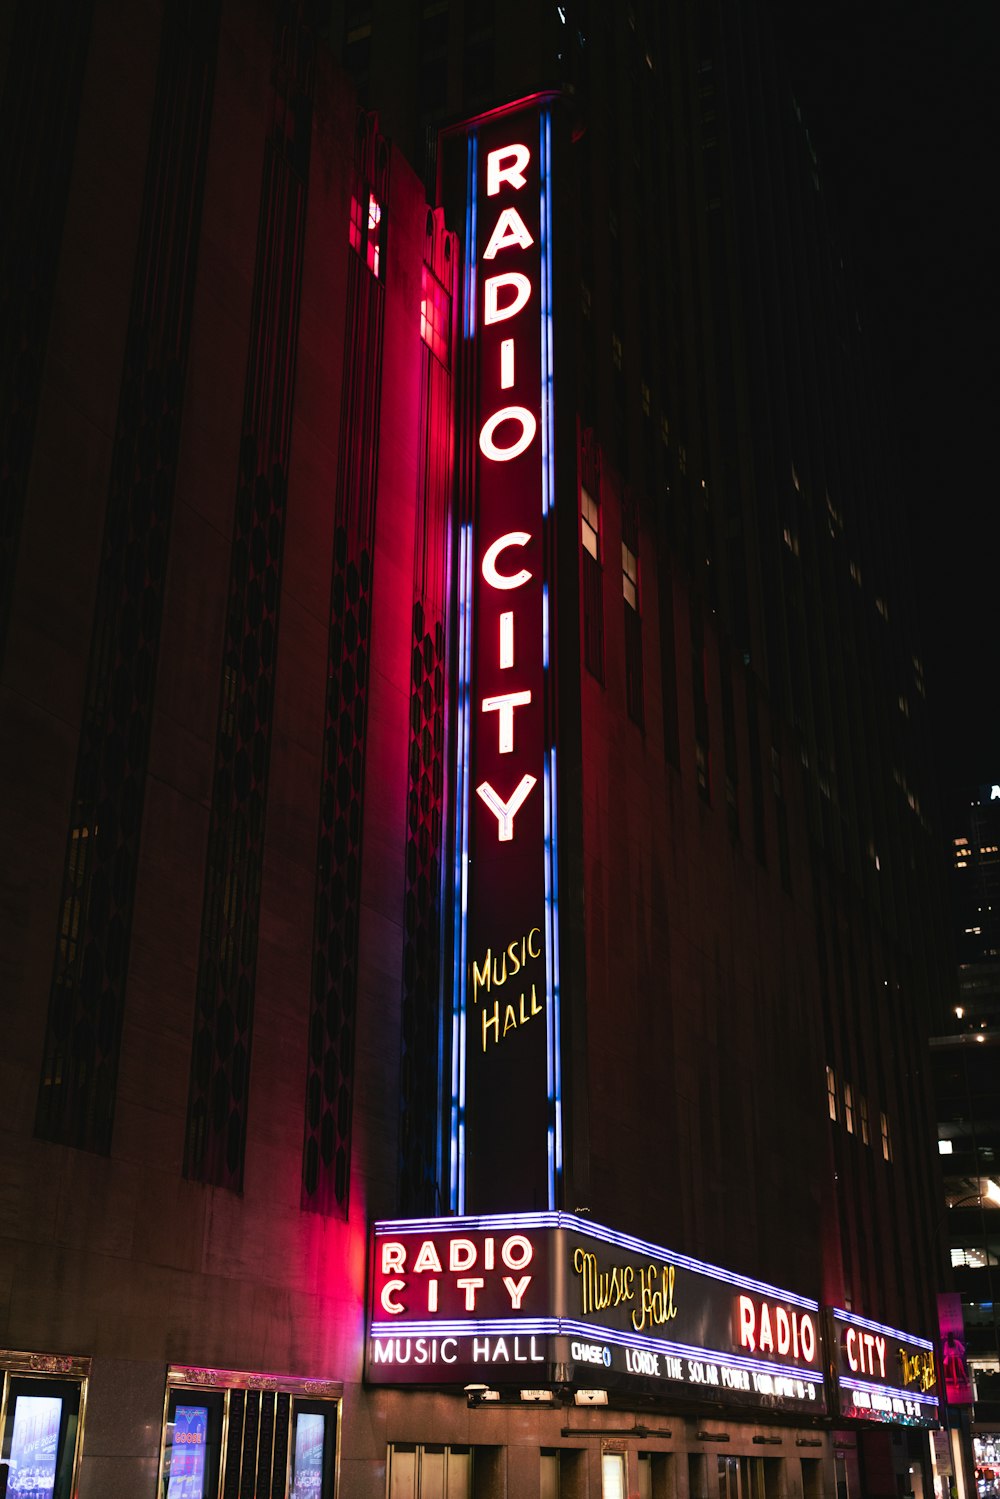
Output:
[
  {"xmin": 581, "ymin": 482, "xmax": 604, "ymax": 683},
  {"xmin": 690, "ymin": 598, "xmax": 710, "ymax": 801},
  {"xmin": 721, "ymin": 657, "xmax": 739, "ymax": 841},
  {"xmin": 844, "ymin": 1081, "xmax": 855, "ymax": 1134},
  {"xmin": 826, "ymin": 1065, "xmax": 838, "ymax": 1121},
  {"xmin": 881, "ymin": 1111, "xmax": 893, "ymax": 1162},
  {"xmin": 622, "ymin": 492, "xmax": 643, "ymax": 726}
]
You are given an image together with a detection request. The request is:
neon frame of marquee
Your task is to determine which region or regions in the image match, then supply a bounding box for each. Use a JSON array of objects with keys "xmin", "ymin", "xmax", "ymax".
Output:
[
  {"xmin": 370, "ymin": 1212, "xmax": 825, "ymax": 1392},
  {"xmin": 447, "ymin": 95, "xmax": 562, "ymax": 1216}
]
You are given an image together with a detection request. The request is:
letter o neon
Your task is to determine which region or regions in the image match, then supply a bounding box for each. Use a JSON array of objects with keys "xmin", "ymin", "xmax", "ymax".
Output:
[
  {"xmin": 479, "ymin": 406, "xmax": 536, "ymax": 462},
  {"xmin": 800, "ymin": 1315, "xmax": 816, "ymax": 1363},
  {"xmin": 501, "ymin": 1234, "xmax": 533, "ymax": 1270}
]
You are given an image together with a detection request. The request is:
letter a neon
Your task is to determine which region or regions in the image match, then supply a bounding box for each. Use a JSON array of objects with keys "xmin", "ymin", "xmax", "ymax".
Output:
[
  {"xmin": 477, "ymin": 775, "xmax": 537, "ymax": 841},
  {"xmin": 482, "ymin": 207, "xmax": 533, "ymax": 261}
]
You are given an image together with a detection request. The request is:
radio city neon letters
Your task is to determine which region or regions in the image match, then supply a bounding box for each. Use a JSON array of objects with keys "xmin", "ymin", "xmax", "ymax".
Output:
[
  {"xmin": 846, "ymin": 1325, "xmax": 887, "ymax": 1378},
  {"xmin": 737, "ymin": 1295, "xmax": 817, "ymax": 1364},
  {"xmin": 474, "ymin": 143, "xmax": 541, "ymax": 844},
  {"xmin": 377, "ymin": 1233, "xmax": 535, "ymax": 1315}
]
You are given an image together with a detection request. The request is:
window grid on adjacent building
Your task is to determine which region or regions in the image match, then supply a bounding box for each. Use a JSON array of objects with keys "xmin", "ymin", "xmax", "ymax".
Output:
[
  {"xmin": 622, "ymin": 490, "xmax": 643, "ymax": 727},
  {"xmin": 580, "ymin": 430, "xmax": 605, "ymax": 684}
]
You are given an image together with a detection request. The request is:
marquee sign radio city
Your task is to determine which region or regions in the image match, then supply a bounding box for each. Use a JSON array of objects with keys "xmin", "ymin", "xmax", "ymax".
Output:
[
  {"xmin": 828, "ymin": 1308, "xmax": 939, "ymax": 1428},
  {"xmin": 440, "ymin": 95, "xmax": 562, "ymax": 1214},
  {"xmin": 366, "ymin": 1214, "xmax": 828, "ymax": 1416}
]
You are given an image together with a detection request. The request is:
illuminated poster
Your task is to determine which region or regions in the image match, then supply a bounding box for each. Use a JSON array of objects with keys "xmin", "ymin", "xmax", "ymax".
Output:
[
  {"xmin": 167, "ymin": 1404, "xmax": 208, "ymax": 1499},
  {"xmin": 440, "ymin": 94, "xmax": 563, "ymax": 1215},
  {"xmin": 828, "ymin": 1308, "xmax": 939, "ymax": 1427},
  {"xmin": 290, "ymin": 1412, "xmax": 325, "ymax": 1498},
  {"xmin": 7, "ymin": 1395, "xmax": 62, "ymax": 1499},
  {"xmin": 938, "ymin": 1292, "xmax": 974, "ymax": 1405},
  {"xmin": 367, "ymin": 1212, "xmax": 826, "ymax": 1415}
]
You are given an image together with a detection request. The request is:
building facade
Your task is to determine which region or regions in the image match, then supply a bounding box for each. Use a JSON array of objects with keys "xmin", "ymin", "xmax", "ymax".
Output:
[
  {"xmin": 933, "ymin": 786, "xmax": 1000, "ymax": 1459},
  {"xmin": 0, "ymin": 1, "xmax": 953, "ymax": 1497}
]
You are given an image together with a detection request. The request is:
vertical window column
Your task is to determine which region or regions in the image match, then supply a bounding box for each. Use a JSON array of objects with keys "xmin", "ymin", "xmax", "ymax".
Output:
[
  {"xmin": 399, "ymin": 209, "xmax": 456, "ymax": 1214},
  {"xmin": 622, "ymin": 489, "xmax": 644, "ymax": 727},
  {"xmin": 580, "ymin": 427, "xmax": 604, "ymax": 683},
  {"xmin": 37, "ymin": 0, "xmax": 220, "ymax": 1154},
  {"xmin": 184, "ymin": 5, "xmax": 315, "ymax": 1190},
  {"xmin": 301, "ymin": 113, "xmax": 389, "ymax": 1215}
]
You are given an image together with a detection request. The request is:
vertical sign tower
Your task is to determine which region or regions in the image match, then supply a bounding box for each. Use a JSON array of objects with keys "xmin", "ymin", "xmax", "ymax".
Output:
[{"xmin": 441, "ymin": 96, "xmax": 562, "ymax": 1214}]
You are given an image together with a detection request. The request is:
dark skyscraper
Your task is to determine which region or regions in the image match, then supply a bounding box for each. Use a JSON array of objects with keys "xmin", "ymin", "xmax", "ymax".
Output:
[{"xmin": 0, "ymin": 2, "xmax": 956, "ymax": 1497}]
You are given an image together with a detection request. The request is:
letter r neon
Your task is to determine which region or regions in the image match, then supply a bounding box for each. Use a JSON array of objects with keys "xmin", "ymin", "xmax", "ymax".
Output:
[{"xmin": 486, "ymin": 143, "xmax": 531, "ymax": 196}]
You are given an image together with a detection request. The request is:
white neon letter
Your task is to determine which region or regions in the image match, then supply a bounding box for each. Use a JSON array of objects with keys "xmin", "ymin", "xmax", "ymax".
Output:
[
  {"xmin": 479, "ymin": 405, "xmax": 536, "ymax": 462},
  {"xmin": 500, "ymin": 337, "xmax": 514, "ymax": 389},
  {"xmin": 738, "ymin": 1295, "xmax": 756, "ymax": 1353},
  {"xmin": 456, "ymin": 1276, "xmax": 485, "ymax": 1311},
  {"xmin": 484, "ymin": 272, "xmax": 532, "ymax": 324},
  {"xmin": 381, "ymin": 1242, "xmax": 406, "ymax": 1273},
  {"xmin": 487, "ymin": 143, "xmax": 531, "ymax": 196},
  {"xmin": 846, "ymin": 1326, "xmax": 858, "ymax": 1371},
  {"xmin": 503, "ymin": 1275, "xmax": 532, "ymax": 1309},
  {"xmin": 501, "ymin": 1234, "xmax": 534, "ymax": 1269},
  {"xmin": 482, "ymin": 207, "xmax": 533, "ymax": 260},
  {"xmin": 380, "ymin": 1279, "xmax": 406, "ymax": 1314},
  {"xmin": 412, "ymin": 1241, "xmax": 442, "ymax": 1273},
  {"xmin": 449, "ymin": 1238, "xmax": 477, "ymax": 1271},
  {"xmin": 482, "ymin": 531, "xmax": 532, "ymax": 590},
  {"xmin": 482, "ymin": 690, "xmax": 532, "ymax": 754},
  {"xmin": 499, "ymin": 611, "xmax": 514, "ymax": 668},
  {"xmin": 477, "ymin": 775, "xmax": 537, "ymax": 841},
  {"xmin": 800, "ymin": 1314, "xmax": 816, "ymax": 1364}
]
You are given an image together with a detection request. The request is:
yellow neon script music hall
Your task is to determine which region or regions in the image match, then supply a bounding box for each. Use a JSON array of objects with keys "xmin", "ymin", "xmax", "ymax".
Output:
[{"xmin": 470, "ymin": 926, "xmax": 544, "ymax": 1050}]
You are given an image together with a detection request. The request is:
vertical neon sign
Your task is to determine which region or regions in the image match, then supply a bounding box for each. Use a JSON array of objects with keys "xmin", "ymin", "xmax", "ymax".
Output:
[{"xmin": 443, "ymin": 98, "xmax": 562, "ymax": 1214}]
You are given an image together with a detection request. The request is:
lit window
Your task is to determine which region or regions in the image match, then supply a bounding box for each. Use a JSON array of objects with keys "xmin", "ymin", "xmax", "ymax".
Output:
[
  {"xmin": 939, "ymin": 1139, "xmax": 954, "ymax": 1155},
  {"xmin": 844, "ymin": 1082, "xmax": 854, "ymax": 1134},
  {"xmin": 849, "ymin": 560, "xmax": 862, "ymax": 586},
  {"xmin": 611, "ymin": 332, "xmax": 623, "ymax": 370},
  {"xmin": 581, "ymin": 485, "xmax": 599, "ymax": 559},
  {"xmin": 875, "ymin": 596, "xmax": 889, "ymax": 621},
  {"xmin": 622, "ymin": 541, "xmax": 638, "ymax": 611},
  {"xmin": 350, "ymin": 191, "xmax": 382, "ymax": 278},
  {"xmin": 826, "ymin": 1066, "xmax": 838, "ymax": 1122},
  {"xmin": 859, "ymin": 1095, "xmax": 870, "ymax": 1146},
  {"xmin": 419, "ymin": 263, "xmax": 451, "ymax": 365},
  {"xmin": 880, "ymin": 1111, "xmax": 892, "ymax": 1163}
]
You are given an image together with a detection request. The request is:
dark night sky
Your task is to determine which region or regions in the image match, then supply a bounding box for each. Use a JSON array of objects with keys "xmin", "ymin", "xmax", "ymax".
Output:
[{"xmin": 765, "ymin": 0, "xmax": 999, "ymax": 823}]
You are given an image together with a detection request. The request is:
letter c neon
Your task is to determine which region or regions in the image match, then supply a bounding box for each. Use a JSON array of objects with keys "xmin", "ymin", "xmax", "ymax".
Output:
[
  {"xmin": 380, "ymin": 1279, "xmax": 406, "ymax": 1314},
  {"xmin": 482, "ymin": 531, "xmax": 532, "ymax": 590}
]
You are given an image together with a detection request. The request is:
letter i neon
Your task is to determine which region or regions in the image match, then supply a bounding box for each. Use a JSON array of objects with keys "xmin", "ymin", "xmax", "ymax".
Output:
[
  {"xmin": 500, "ymin": 611, "xmax": 514, "ymax": 668},
  {"xmin": 501, "ymin": 338, "xmax": 514, "ymax": 389}
]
